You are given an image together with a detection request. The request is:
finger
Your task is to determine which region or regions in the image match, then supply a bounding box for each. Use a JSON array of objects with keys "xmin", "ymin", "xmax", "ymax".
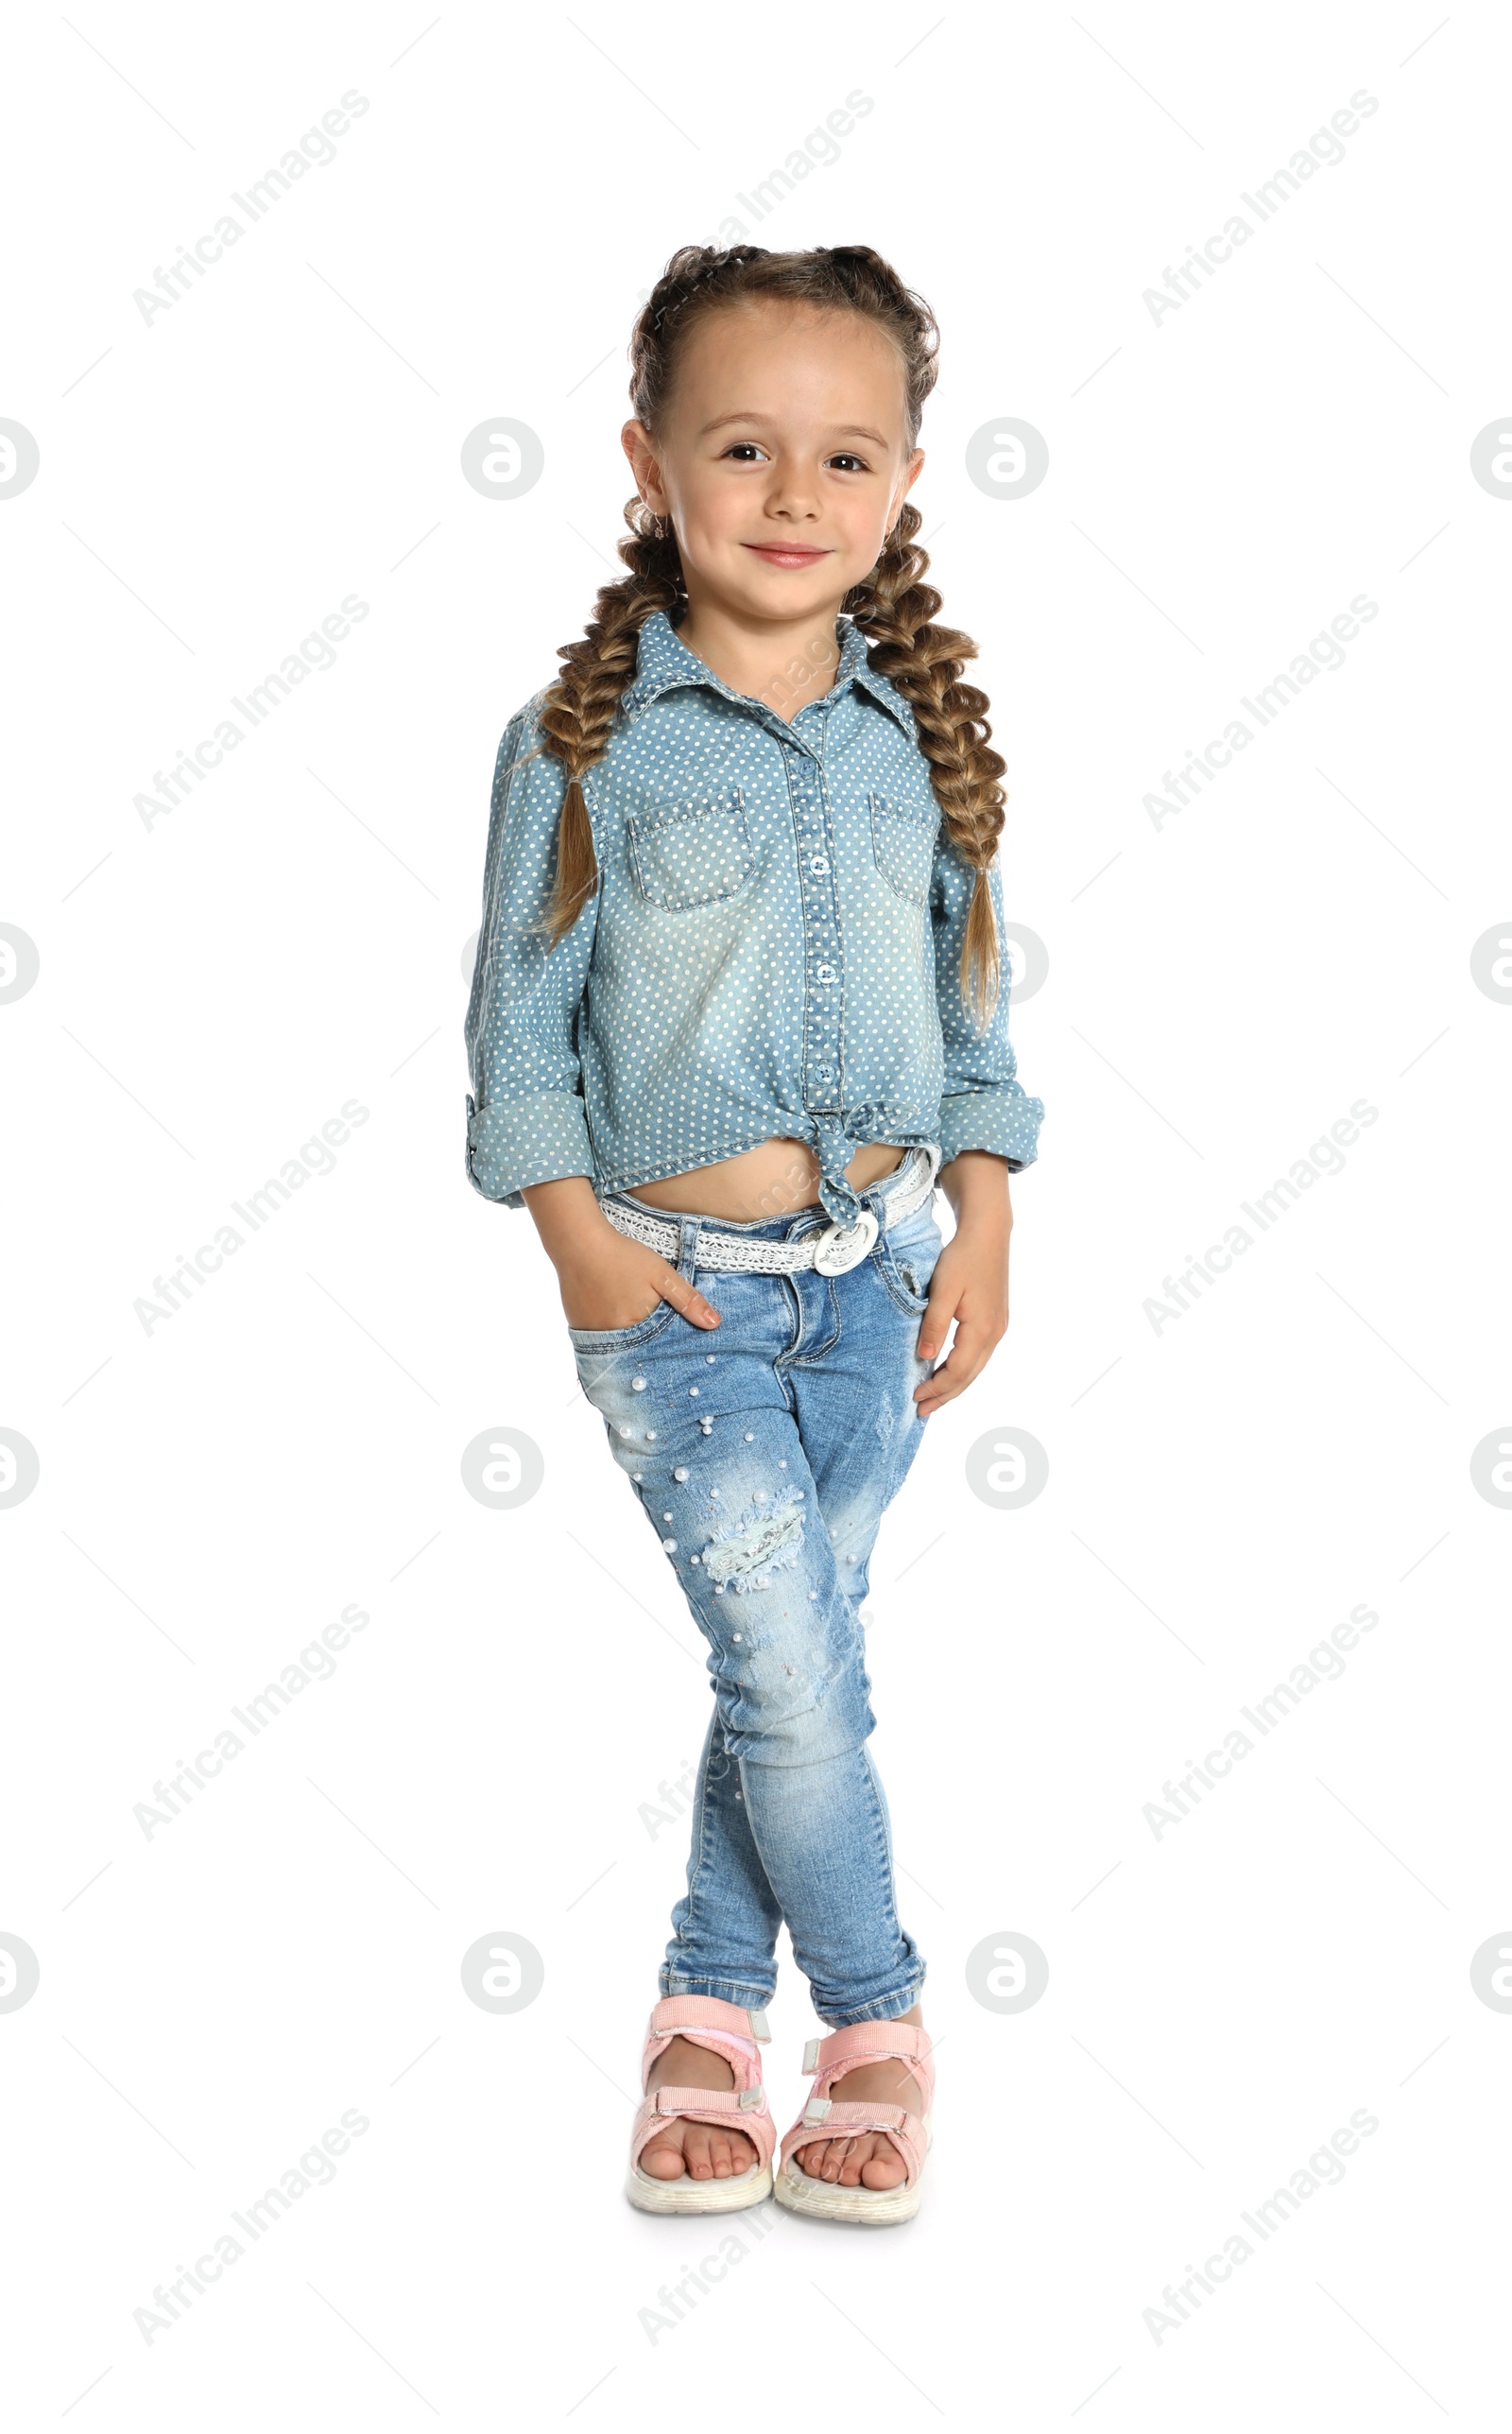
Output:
[
  {"xmin": 917, "ymin": 1353, "xmax": 998, "ymax": 1413},
  {"xmin": 915, "ymin": 1286, "xmax": 961, "ymax": 1365},
  {"xmin": 917, "ymin": 1344, "xmax": 985, "ymax": 1410},
  {"xmin": 656, "ymin": 1267, "xmax": 721, "ymax": 1329},
  {"xmin": 916, "ymin": 1319, "xmax": 1003, "ymax": 1411}
]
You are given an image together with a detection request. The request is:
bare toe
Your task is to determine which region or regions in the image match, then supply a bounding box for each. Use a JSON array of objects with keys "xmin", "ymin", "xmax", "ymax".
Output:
[
  {"xmin": 683, "ymin": 2124, "xmax": 714, "ymax": 2180},
  {"xmin": 860, "ymin": 2140, "xmax": 905, "ymax": 2189},
  {"xmin": 640, "ymin": 2130, "xmax": 685, "ymax": 2181},
  {"xmin": 837, "ymin": 2139, "xmax": 869, "ymax": 2186}
]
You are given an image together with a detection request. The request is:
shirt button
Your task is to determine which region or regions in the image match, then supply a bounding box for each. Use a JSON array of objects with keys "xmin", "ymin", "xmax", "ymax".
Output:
[
  {"xmin": 809, "ymin": 854, "xmax": 830, "ymax": 874},
  {"xmin": 816, "ymin": 963, "xmax": 837, "ymax": 984}
]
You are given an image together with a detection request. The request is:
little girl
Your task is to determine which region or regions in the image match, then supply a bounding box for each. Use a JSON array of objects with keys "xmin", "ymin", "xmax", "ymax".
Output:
[{"xmin": 465, "ymin": 244, "xmax": 1043, "ymax": 2223}]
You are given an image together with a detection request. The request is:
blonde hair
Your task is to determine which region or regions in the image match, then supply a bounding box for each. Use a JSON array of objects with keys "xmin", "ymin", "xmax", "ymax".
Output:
[{"xmin": 537, "ymin": 243, "xmax": 1007, "ymax": 1025}]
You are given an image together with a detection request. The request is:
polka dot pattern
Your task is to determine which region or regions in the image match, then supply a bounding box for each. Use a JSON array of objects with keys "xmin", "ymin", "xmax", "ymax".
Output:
[{"xmin": 463, "ymin": 610, "xmax": 1044, "ymax": 1223}]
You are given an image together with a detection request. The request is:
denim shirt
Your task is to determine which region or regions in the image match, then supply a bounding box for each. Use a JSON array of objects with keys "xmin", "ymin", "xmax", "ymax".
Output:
[{"xmin": 464, "ymin": 609, "xmax": 1044, "ymax": 1226}]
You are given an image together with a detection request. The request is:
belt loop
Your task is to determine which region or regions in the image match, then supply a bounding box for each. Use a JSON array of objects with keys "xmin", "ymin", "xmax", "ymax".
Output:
[
  {"xmin": 677, "ymin": 1215, "xmax": 700, "ymax": 1280},
  {"xmin": 867, "ymin": 1146, "xmax": 912, "ymax": 1226}
]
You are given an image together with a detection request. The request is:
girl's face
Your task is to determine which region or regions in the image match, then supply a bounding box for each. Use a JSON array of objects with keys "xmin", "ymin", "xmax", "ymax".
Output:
[{"xmin": 623, "ymin": 300, "xmax": 924, "ymax": 627}]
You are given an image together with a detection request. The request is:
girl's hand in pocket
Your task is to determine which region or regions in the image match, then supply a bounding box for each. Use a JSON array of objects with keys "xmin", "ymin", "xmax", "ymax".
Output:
[
  {"xmin": 519, "ymin": 1182, "xmax": 720, "ymax": 1332},
  {"xmin": 557, "ymin": 1230, "xmax": 721, "ymax": 1333}
]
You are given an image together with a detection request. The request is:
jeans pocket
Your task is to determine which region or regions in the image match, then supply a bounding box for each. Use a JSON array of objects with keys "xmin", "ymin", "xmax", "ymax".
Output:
[
  {"xmin": 566, "ymin": 1301, "xmax": 679, "ymax": 1354},
  {"xmin": 873, "ymin": 1207, "xmax": 943, "ymax": 1315}
]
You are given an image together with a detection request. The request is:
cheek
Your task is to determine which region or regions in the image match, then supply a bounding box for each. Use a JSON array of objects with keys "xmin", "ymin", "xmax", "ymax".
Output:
[
  {"xmin": 670, "ymin": 472, "xmax": 751, "ymax": 561},
  {"xmin": 840, "ymin": 491, "xmax": 899, "ymax": 565}
]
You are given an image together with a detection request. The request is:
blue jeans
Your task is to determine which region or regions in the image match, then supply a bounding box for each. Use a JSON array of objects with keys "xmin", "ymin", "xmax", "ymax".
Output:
[{"xmin": 568, "ymin": 1163, "xmax": 945, "ymax": 2028}]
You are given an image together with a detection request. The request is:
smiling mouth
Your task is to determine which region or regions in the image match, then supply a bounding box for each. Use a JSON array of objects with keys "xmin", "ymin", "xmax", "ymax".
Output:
[{"xmin": 742, "ymin": 542, "xmax": 832, "ymax": 565}]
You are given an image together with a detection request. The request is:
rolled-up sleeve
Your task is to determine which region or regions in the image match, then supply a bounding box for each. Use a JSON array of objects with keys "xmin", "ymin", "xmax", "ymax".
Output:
[
  {"xmin": 464, "ymin": 705, "xmax": 600, "ymax": 1206},
  {"xmin": 932, "ymin": 844, "xmax": 1045, "ymax": 1171}
]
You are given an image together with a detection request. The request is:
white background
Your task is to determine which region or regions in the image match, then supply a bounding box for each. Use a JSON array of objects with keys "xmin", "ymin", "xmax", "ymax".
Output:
[{"xmin": 4, "ymin": 1, "xmax": 1509, "ymax": 2423}]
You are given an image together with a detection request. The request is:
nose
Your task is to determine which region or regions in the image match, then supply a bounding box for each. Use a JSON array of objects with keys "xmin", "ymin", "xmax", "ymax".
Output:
[{"xmin": 764, "ymin": 459, "xmax": 822, "ymax": 523}]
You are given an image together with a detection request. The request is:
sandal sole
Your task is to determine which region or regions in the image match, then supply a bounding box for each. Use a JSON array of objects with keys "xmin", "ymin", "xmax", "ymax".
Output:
[
  {"xmin": 626, "ymin": 2159, "xmax": 774, "ymax": 2215},
  {"xmin": 773, "ymin": 2159, "xmax": 921, "ymax": 2224}
]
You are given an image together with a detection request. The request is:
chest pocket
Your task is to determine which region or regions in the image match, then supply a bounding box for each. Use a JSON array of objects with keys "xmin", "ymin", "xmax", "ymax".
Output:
[
  {"xmin": 627, "ymin": 790, "xmax": 755, "ymax": 910},
  {"xmin": 869, "ymin": 790, "xmax": 939, "ymax": 906}
]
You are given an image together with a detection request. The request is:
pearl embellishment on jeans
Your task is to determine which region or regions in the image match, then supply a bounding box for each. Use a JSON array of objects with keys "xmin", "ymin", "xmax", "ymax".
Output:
[
  {"xmin": 674, "ymin": 1466, "xmax": 689, "ymax": 1481},
  {"xmin": 631, "ymin": 1377, "xmax": 646, "ymax": 1392},
  {"xmin": 662, "ymin": 1537, "xmax": 677, "ymax": 1552}
]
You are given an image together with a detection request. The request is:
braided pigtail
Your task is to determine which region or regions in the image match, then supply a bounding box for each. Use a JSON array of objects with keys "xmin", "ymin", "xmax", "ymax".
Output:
[
  {"xmin": 536, "ymin": 504, "xmax": 683, "ymax": 940},
  {"xmin": 844, "ymin": 501, "xmax": 1006, "ymax": 1027}
]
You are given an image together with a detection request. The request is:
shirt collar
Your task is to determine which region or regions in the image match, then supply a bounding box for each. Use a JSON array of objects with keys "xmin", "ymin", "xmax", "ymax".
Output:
[{"xmin": 619, "ymin": 608, "xmax": 917, "ymax": 740}]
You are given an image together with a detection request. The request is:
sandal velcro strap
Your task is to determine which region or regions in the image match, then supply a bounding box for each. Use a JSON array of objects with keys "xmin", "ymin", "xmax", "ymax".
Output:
[
  {"xmin": 810, "ymin": 2021, "xmax": 932, "ymax": 2071},
  {"xmin": 780, "ymin": 2101, "xmax": 926, "ymax": 2188},
  {"xmin": 806, "ymin": 2099, "xmax": 910, "ymax": 2132},
  {"xmin": 631, "ymin": 2083, "xmax": 777, "ymax": 2175},
  {"xmin": 798, "ymin": 2022, "xmax": 935, "ymax": 2113},
  {"xmin": 642, "ymin": 1995, "xmax": 769, "ymax": 2099},
  {"xmin": 649, "ymin": 1995, "xmax": 769, "ymax": 2040},
  {"xmin": 653, "ymin": 2084, "xmax": 766, "ymax": 2116}
]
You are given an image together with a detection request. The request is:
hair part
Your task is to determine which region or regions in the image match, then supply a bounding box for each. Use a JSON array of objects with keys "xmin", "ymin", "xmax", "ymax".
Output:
[{"xmin": 537, "ymin": 244, "xmax": 1005, "ymax": 1027}]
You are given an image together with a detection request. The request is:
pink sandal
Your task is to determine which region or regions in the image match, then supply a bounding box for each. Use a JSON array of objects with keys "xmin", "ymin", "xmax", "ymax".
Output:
[
  {"xmin": 774, "ymin": 2021, "xmax": 935, "ymax": 2224},
  {"xmin": 626, "ymin": 1996, "xmax": 777, "ymax": 2214}
]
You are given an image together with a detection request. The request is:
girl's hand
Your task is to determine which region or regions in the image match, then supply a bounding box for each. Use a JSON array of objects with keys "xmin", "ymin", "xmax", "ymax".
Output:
[
  {"xmin": 519, "ymin": 1176, "xmax": 720, "ymax": 1333},
  {"xmin": 914, "ymin": 1153, "xmax": 1012, "ymax": 1416},
  {"xmin": 557, "ymin": 1230, "xmax": 720, "ymax": 1334}
]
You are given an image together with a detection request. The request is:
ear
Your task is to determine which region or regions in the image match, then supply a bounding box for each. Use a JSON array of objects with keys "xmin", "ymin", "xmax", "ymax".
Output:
[
  {"xmin": 887, "ymin": 446, "xmax": 925, "ymax": 531},
  {"xmin": 622, "ymin": 418, "xmax": 670, "ymax": 516}
]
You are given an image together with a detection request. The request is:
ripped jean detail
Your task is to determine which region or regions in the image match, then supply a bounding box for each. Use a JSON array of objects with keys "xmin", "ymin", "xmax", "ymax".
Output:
[{"xmin": 700, "ymin": 1486, "xmax": 805, "ymax": 1594}]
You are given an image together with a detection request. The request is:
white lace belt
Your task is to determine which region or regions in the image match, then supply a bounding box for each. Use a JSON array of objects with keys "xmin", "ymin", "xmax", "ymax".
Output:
[{"xmin": 599, "ymin": 1146, "xmax": 940, "ymax": 1276}]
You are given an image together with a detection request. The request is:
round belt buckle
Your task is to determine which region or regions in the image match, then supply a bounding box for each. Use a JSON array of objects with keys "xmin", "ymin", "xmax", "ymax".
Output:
[{"xmin": 811, "ymin": 1209, "xmax": 879, "ymax": 1276}]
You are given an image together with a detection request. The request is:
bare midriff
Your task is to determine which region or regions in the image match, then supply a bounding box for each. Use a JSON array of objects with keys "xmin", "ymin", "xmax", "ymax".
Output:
[{"xmin": 626, "ymin": 1136, "xmax": 906, "ymax": 1223}]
